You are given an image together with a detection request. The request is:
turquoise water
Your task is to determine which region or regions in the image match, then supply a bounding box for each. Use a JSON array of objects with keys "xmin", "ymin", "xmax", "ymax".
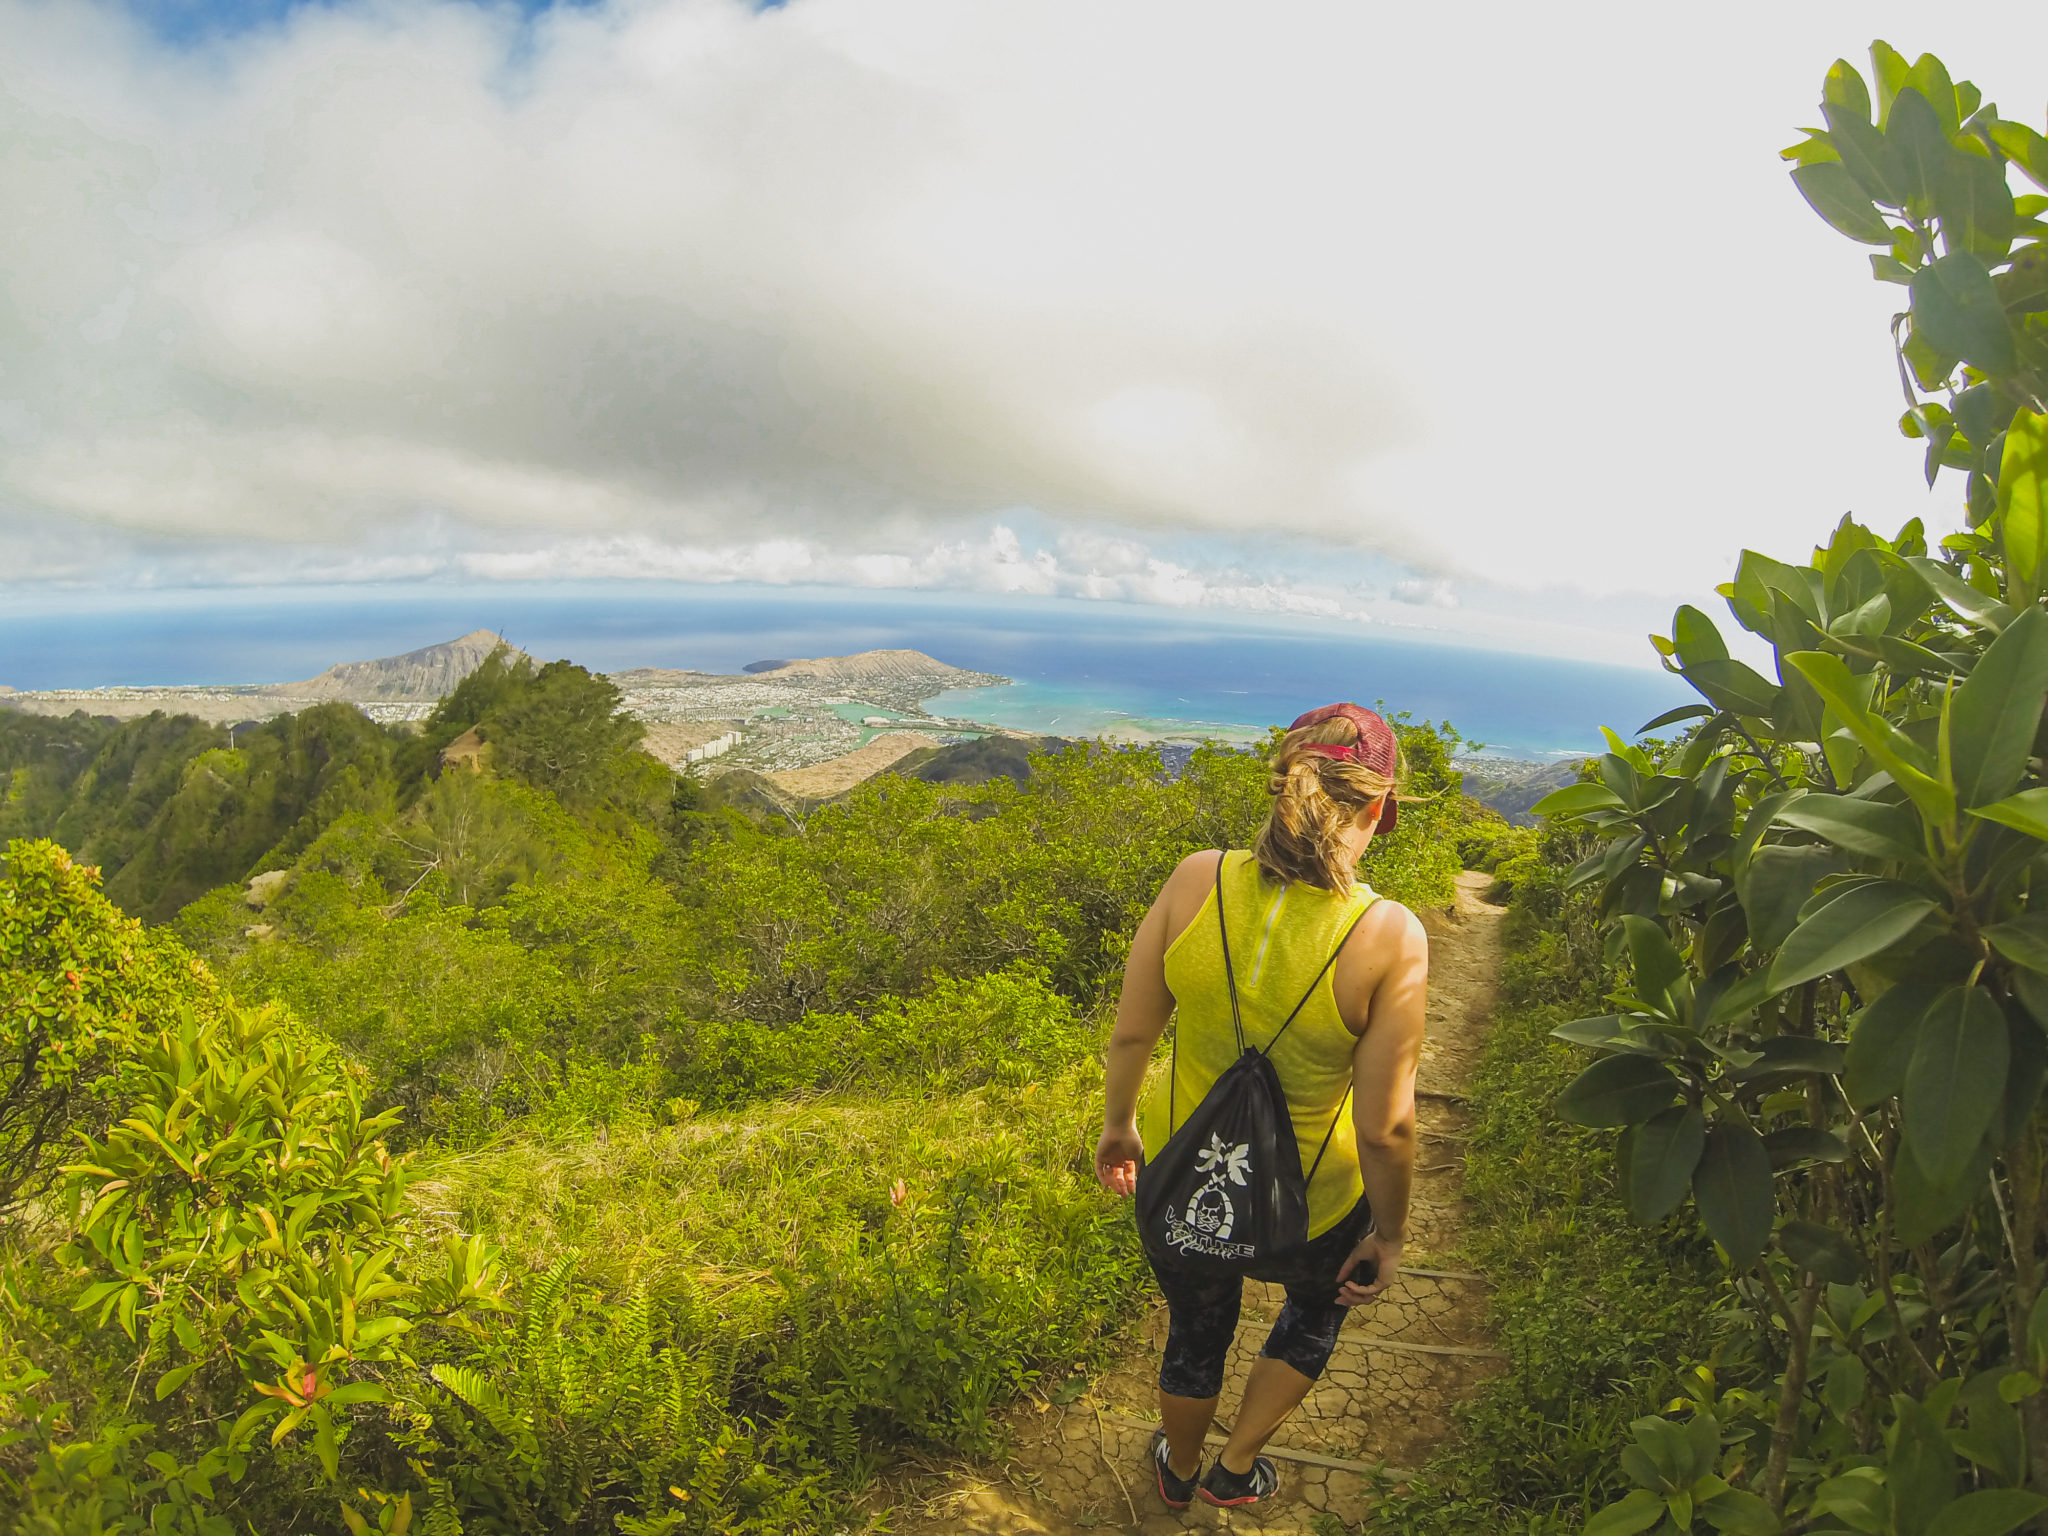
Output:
[{"xmin": 0, "ymin": 582, "xmax": 1690, "ymax": 759}]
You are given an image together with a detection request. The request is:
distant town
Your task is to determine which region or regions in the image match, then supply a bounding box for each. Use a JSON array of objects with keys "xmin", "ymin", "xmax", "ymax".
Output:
[{"xmin": 0, "ymin": 631, "xmax": 1013, "ymax": 798}]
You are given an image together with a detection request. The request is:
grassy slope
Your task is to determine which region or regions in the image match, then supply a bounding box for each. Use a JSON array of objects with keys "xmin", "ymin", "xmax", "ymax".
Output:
[{"xmin": 412, "ymin": 1061, "xmax": 1147, "ymax": 1484}]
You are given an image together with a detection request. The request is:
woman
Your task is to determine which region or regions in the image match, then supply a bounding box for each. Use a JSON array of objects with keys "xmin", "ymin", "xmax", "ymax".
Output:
[{"xmin": 1094, "ymin": 703, "xmax": 1429, "ymax": 1511}]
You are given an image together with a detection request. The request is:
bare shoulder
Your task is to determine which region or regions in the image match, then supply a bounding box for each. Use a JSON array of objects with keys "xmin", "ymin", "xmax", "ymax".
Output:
[
  {"xmin": 1160, "ymin": 848, "xmax": 1225, "ymax": 926},
  {"xmin": 1361, "ymin": 897, "xmax": 1427, "ymax": 949},
  {"xmin": 1169, "ymin": 848, "xmax": 1226, "ymax": 884},
  {"xmin": 1345, "ymin": 897, "xmax": 1429, "ymax": 981}
]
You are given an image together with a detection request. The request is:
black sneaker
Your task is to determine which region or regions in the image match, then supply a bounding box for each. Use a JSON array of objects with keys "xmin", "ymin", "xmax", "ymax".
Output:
[
  {"xmin": 1200, "ymin": 1454, "xmax": 1279, "ymax": 1507},
  {"xmin": 1151, "ymin": 1431, "xmax": 1200, "ymax": 1509}
]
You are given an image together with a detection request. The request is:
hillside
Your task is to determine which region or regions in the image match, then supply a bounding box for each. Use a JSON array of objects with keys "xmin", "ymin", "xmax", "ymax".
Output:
[
  {"xmin": 278, "ymin": 628, "xmax": 529, "ymax": 700},
  {"xmin": 0, "ymin": 669, "xmax": 1473, "ymax": 1535}
]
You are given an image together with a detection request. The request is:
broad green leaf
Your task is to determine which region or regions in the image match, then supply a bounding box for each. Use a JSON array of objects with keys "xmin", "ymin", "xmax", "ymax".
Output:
[
  {"xmin": 1700, "ymin": 1489, "xmax": 1780, "ymax": 1536},
  {"xmin": 1742, "ymin": 845, "xmax": 1849, "ymax": 954},
  {"xmin": 1679, "ymin": 1410, "xmax": 1719, "ymax": 1485},
  {"xmin": 1769, "ymin": 880, "xmax": 1938, "ymax": 990},
  {"xmin": 2012, "ymin": 968, "xmax": 2048, "ymax": 1036},
  {"xmin": 1627, "ymin": 1105, "xmax": 1705, "ymax": 1224},
  {"xmin": 1954, "ymin": 1373, "xmax": 2027, "ymax": 1485},
  {"xmin": 1735, "ymin": 790, "xmax": 1803, "ymax": 876},
  {"xmin": 1999, "ymin": 411, "xmax": 2048, "ymax": 597},
  {"xmin": 1895, "ymin": 1129, "xmax": 1995, "ymax": 1245},
  {"xmin": 1585, "ymin": 1488, "xmax": 1668, "ymax": 1536},
  {"xmin": 1949, "ymin": 607, "xmax": 2048, "ymax": 808},
  {"xmin": 1684, "ymin": 658, "xmax": 1784, "ymax": 717},
  {"xmin": 1639, "ymin": 703, "xmax": 1714, "ymax": 734},
  {"xmin": 1737, "ymin": 1036, "xmax": 1847, "ymax": 1079},
  {"xmin": 1876, "ymin": 634, "xmax": 1966, "ymax": 680},
  {"xmin": 1892, "ymin": 1396, "xmax": 1960, "ymax": 1536},
  {"xmin": 1781, "ymin": 129, "xmax": 1840, "ymax": 169},
  {"xmin": 1825, "ymin": 1352, "xmax": 1870, "ymax": 1416},
  {"xmin": 1774, "ymin": 794, "xmax": 1923, "ymax": 861},
  {"xmin": 1888, "ymin": 88, "xmax": 1954, "ymax": 209},
  {"xmin": 1846, "ymin": 980, "xmax": 1943, "ymax": 1108},
  {"xmin": 1629, "ymin": 1414, "xmax": 1701, "ymax": 1485},
  {"xmin": 1923, "ymin": 1489, "xmax": 2048, "ymax": 1536},
  {"xmin": 1763, "ymin": 1127, "xmax": 1850, "ymax": 1168},
  {"xmin": 1551, "ymin": 1014, "xmax": 1663, "ymax": 1056},
  {"xmin": 1814, "ymin": 1469, "xmax": 1890, "ymax": 1530},
  {"xmin": 1693, "ymin": 1121, "xmax": 1774, "ymax": 1265},
  {"xmin": 1622, "ymin": 915, "xmax": 1685, "ymax": 1009},
  {"xmin": 1904, "ymin": 55, "xmax": 1959, "ymax": 136},
  {"xmin": 1911, "ymin": 252, "xmax": 2018, "ymax": 374},
  {"xmin": 1824, "ymin": 99, "xmax": 1902, "ymax": 204},
  {"xmin": 1556, "ymin": 1055, "xmax": 1678, "ymax": 1128},
  {"xmin": 1780, "ymin": 1219, "xmax": 1862, "ymax": 1283},
  {"xmin": 1904, "ymin": 321, "xmax": 1961, "ymax": 392},
  {"xmin": 1973, "ymin": 787, "xmax": 2048, "ymax": 841},
  {"xmin": 1823, "ymin": 59, "xmax": 1872, "ymax": 119},
  {"xmin": 1907, "ymin": 555, "xmax": 2015, "ymax": 631},
  {"xmin": 1936, "ymin": 149, "xmax": 2017, "ymax": 262},
  {"xmin": 1532, "ymin": 782, "xmax": 1627, "ymax": 820},
  {"xmin": 1870, "ymin": 41, "xmax": 1910, "ymax": 125},
  {"xmin": 1785, "ymin": 651, "xmax": 1956, "ymax": 827},
  {"xmin": 1996, "ymin": 244, "xmax": 2048, "ymax": 317},
  {"xmin": 1703, "ymin": 966, "xmax": 1782, "ymax": 1028},
  {"xmin": 1672, "ymin": 604, "xmax": 1730, "ymax": 665},
  {"xmin": 1904, "ymin": 985, "xmax": 2009, "ymax": 1184},
  {"xmin": 1982, "ymin": 913, "xmax": 2048, "ymax": 974},
  {"xmin": 1989, "ymin": 121, "xmax": 2048, "ymax": 193},
  {"xmin": 2002, "ymin": 1009, "xmax": 2048, "ymax": 1140},
  {"xmin": 1793, "ymin": 162, "xmax": 1893, "ymax": 244},
  {"xmin": 154, "ymin": 1363, "xmax": 199, "ymax": 1400}
]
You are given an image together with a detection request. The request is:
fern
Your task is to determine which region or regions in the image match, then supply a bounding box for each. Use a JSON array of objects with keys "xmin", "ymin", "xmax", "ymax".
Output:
[{"xmin": 428, "ymin": 1363, "xmax": 535, "ymax": 1459}]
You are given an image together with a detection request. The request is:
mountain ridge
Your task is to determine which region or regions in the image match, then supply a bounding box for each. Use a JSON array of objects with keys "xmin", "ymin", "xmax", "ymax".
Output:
[{"xmin": 279, "ymin": 630, "xmax": 529, "ymax": 701}]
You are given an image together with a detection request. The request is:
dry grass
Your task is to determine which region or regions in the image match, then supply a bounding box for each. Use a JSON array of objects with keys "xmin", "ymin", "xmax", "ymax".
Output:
[{"xmin": 764, "ymin": 731, "xmax": 936, "ymax": 798}]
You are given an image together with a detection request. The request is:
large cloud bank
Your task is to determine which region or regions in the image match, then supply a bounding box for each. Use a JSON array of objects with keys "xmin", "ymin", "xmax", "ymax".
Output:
[{"xmin": 0, "ymin": 0, "xmax": 2039, "ymax": 628}]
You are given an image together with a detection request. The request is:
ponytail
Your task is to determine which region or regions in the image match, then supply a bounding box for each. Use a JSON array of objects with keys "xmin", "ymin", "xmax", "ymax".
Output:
[{"xmin": 1252, "ymin": 717, "xmax": 1400, "ymax": 892}]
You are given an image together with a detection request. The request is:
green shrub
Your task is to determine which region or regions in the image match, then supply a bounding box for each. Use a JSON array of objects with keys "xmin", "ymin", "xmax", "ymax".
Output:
[{"xmin": 1369, "ymin": 828, "xmax": 1717, "ymax": 1535}]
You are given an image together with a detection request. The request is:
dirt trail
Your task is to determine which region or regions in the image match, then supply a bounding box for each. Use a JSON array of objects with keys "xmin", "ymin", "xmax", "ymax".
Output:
[{"xmin": 888, "ymin": 871, "xmax": 1509, "ymax": 1535}]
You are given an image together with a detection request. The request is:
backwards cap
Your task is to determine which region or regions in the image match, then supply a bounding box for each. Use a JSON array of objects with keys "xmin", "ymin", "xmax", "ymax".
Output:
[{"xmin": 1285, "ymin": 702, "xmax": 1400, "ymax": 837}]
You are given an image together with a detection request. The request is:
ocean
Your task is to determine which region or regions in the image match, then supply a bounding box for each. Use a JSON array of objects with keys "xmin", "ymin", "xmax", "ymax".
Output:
[{"xmin": 0, "ymin": 582, "xmax": 1691, "ymax": 760}]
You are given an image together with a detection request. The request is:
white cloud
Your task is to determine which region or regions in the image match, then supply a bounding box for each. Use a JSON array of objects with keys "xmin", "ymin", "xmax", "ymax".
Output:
[{"xmin": 0, "ymin": 0, "xmax": 2042, "ymax": 646}]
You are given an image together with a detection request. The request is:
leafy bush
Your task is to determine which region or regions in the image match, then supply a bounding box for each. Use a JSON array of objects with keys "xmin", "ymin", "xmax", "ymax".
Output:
[
  {"xmin": 0, "ymin": 840, "xmax": 213, "ymax": 1209},
  {"xmin": 1529, "ymin": 43, "xmax": 2048, "ymax": 1534}
]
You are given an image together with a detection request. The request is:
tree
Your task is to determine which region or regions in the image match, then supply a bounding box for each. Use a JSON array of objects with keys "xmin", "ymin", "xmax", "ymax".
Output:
[
  {"xmin": 0, "ymin": 840, "xmax": 204, "ymax": 1210},
  {"xmin": 1552, "ymin": 44, "xmax": 2048, "ymax": 1532}
]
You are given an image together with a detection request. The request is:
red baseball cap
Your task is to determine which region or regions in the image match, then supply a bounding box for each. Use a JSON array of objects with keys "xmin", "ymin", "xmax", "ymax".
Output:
[{"xmin": 1286, "ymin": 702, "xmax": 1400, "ymax": 836}]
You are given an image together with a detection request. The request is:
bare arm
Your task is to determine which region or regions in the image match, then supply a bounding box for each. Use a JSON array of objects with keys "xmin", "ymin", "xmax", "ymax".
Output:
[
  {"xmin": 1095, "ymin": 852, "xmax": 1213, "ymax": 1195},
  {"xmin": 1334, "ymin": 903, "xmax": 1429, "ymax": 1305}
]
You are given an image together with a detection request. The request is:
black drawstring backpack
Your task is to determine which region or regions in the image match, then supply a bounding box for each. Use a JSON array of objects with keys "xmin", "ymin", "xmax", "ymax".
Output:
[{"xmin": 1136, "ymin": 853, "xmax": 1368, "ymax": 1274}]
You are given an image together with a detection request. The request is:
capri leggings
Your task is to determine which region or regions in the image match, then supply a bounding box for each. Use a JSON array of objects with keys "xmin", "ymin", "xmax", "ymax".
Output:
[{"xmin": 1148, "ymin": 1194, "xmax": 1375, "ymax": 1400}]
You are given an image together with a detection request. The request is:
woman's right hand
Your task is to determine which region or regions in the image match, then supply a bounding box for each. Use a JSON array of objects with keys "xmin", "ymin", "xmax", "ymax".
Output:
[{"xmin": 1094, "ymin": 1122, "xmax": 1145, "ymax": 1196}]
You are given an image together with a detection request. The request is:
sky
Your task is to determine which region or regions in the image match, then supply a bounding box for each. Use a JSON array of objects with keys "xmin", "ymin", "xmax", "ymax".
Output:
[{"xmin": 2, "ymin": 0, "xmax": 2045, "ymax": 665}]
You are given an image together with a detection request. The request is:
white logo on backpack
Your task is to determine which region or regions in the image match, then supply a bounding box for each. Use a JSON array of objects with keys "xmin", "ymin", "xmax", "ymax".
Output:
[{"xmin": 1183, "ymin": 1133, "xmax": 1253, "ymax": 1239}]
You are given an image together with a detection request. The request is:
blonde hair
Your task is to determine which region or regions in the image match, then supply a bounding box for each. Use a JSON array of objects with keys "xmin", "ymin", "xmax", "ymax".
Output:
[{"xmin": 1252, "ymin": 716, "xmax": 1400, "ymax": 893}]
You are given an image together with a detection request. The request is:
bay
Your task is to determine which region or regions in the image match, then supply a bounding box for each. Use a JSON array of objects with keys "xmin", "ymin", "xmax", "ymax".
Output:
[{"xmin": 0, "ymin": 582, "xmax": 1690, "ymax": 759}]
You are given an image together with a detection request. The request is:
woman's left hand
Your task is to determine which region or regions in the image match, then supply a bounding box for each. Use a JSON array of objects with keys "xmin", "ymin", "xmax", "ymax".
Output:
[
  {"xmin": 1335, "ymin": 1232, "xmax": 1402, "ymax": 1306},
  {"xmin": 1094, "ymin": 1123, "xmax": 1145, "ymax": 1196}
]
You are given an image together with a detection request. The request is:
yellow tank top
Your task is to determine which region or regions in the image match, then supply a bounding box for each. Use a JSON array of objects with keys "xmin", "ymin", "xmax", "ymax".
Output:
[{"xmin": 1139, "ymin": 850, "xmax": 1374, "ymax": 1239}]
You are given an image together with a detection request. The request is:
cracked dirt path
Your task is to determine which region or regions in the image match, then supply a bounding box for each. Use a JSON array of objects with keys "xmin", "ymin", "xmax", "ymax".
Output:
[{"xmin": 886, "ymin": 871, "xmax": 1508, "ymax": 1535}]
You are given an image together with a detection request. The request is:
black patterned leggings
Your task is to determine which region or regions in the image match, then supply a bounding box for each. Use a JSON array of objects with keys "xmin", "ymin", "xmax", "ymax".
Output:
[{"xmin": 1147, "ymin": 1195, "xmax": 1375, "ymax": 1400}]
